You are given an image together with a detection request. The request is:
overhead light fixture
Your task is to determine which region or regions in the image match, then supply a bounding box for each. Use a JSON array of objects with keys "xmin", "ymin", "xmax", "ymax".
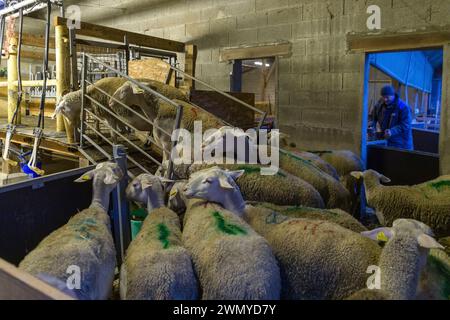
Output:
[
  {"xmin": 265, "ymin": 63, "xmax": 270, "ymax": 67},
  {"xmin": 254, "ymin": 61, "xmax": 263, "ymax": 66}
]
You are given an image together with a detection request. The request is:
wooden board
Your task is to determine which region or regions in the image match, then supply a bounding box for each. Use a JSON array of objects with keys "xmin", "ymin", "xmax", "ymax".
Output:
[
  {"xmin": 220, "ymin": 42, "xmax": 292, "ymax": 62},
  {"xmin": 347, "ymin": 30, "xmax": 450, "ymax": 53},
  {"xmin": 54, "ymin": 17, "xmax": 185, "ymax": 53},
  {"xmin": 0, "ymin": 258, "xmax": 74, "ymax": 300},
  {"xmin": 190, "ymin": 90, "xmax": 256, "ymax": 129},
  {"xmin": 128, "ymin": 58, "xmax": 175, "ymax": 86}
]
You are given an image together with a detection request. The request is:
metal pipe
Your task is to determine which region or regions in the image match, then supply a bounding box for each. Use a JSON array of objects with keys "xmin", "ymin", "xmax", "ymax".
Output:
[
  {"xmin": 81, "ymin": 133, "xmax": 113, "ymax": 161},
  {"xmin": 11, "ymin": 7, "xmax": 23, "ymax": 125},
  {"xmin": 0, "ymin": 16, "xmax": 5, "ymax": 65},
  {"xmin": 85, "ymin": 94, "xmax": 168, "ymax": 151},
  {"xmin": 79, "ymin": 54, "xmax": 88, "ymax": 147},
  {"xmin": 37, "ymin": 0, "xmax": 51, "ymax": 129},
  {"xmin": 84, "ymin": 108, "xmax": 163, "ymax": 166},
  {"xmin": 0, "ymin": 0, "xmax": 42, "ymax": 16},
  {"xmin": 166, "ymin": 104, "xmax": 183, "ymax": 180}
]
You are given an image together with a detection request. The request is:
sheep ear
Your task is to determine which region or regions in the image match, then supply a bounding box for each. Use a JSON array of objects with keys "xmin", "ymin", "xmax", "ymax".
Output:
[
  {"xmin": 379, "ymin": 174, "xmax": 391, "ymax": 184},
  {"xmin": 351, "ymin": 171, "xmax": 364, "ymax": 180},
  {"xmin": 74, "ymin": 170, "xmax": 95, "ymax": 183},
  {"xmin": 219, "ymin": 176, "xmax": 234, "ymax": 189},
  {"xmin": 129, "ymin": 82, "xmax": 145, "ymax": 95},
  {"xmin": 227, "ymin": 170, "xmax": 245, "ymax": 181},
  {"xmin": 169, "ymin": 187, "xmax": 178, "ymax": 200},
  {"xmin": 361, "ymin": 228, "xmax": 393, "ymax": 242},
  {"xmin": 141, "ymin": 180, "xmax": 153, "ymax": 190},
  {"xmin": 417, "ymin": 234, "xmax": 444, "ymax": 249}
]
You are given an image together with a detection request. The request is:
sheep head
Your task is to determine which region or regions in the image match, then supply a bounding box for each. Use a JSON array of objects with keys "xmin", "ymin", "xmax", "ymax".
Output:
[
  {"xmin": 52, "ymin": 91, "xmax": 82, "ymax": 124},
  {"xmin": 351, "ymin": 170, "xmax": 391, "ymax": 184},
  {"xmin": 126, "ymin": 173, "xmax": 173, "ymax": 210},
  {"xmin": 109, "ymin": 81, "xmax": 152, "ymax": 112},
  {"xmin": 361, "ymin": 219, "xmax": 444, "ymax": 250},
  {"xmin": 183, "ymin": 167, "xmax": 245, "ymax": 204}
]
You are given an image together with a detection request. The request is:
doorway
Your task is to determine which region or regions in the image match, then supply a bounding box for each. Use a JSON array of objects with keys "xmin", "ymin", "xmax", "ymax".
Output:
[{"xmin": 363, "ymin": 48, "xmax": 444, "ymax": 185}]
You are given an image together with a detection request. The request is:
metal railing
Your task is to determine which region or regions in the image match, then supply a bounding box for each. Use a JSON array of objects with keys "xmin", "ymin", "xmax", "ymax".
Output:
[{"xmin": 79, "ymin": 53, "xmax": 184, "ymax": 179}]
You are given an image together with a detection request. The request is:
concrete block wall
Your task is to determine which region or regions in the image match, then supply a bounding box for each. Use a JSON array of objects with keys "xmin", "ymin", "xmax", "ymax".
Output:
[{"xmin": 75, "ymin": 0, "xmax": 450, "ymax": 155}]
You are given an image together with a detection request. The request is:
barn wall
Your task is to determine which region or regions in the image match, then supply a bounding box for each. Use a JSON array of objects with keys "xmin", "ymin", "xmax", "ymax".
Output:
[{"xmin": 72, "ymin": 0, "xmax": 450, "ymax": 158}]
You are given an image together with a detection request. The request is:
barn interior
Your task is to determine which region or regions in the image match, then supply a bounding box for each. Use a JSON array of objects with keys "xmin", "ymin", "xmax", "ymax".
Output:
[{"xmin": 0, "ymin": 0, "xmax": 449, "ymax": 301}]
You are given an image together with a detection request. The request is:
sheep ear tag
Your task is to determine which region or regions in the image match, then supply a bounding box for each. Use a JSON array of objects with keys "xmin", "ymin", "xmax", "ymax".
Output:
[
  {"xmin": 417, "ymin": 234, "xmax": 444, "ymax": 249},
  {"xmin": 219, "ymin": 177, "xmax": 234, "ymax": 189},
  {"xmin": 350, "ymin": 171, "xmax": 364, "ymax": 180},
  {"xmin": 169, "ymin": 188, "xmax": 178, "ymax": 200},
  {"xmin": 74, "ymin": 171, "xmax": 94, "ymax": 183},
  {"xmin": 361, "ymin": 228, "xmax": 393, "ymax": 242},
  {"xmin": 130, "ymin": 82, "xmax": 145, "ymax": 95}
]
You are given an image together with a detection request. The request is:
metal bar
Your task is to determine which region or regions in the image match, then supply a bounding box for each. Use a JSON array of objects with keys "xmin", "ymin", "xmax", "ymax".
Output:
[
  {"xmin": 85, "ymin": 54, "xmax": 185, "ymax": 111},
  {"xmin": 0, "ymin": 15, "xmax": 5, "ymax": 65},
  {"xmin": 86, "ymin": 95, "xmax": 163, "ymax": 150},
  {"xmin": 169, "ymin": 64, "xmax": 265, "ymax": 115},
  {"xmin": 69, "ymin": 27, "xmax": 79, "ymax": 91},
  {"xmin": 188, "ymin": 101, "xmax": 232, "ymax": 127},
  {"xmin": 80, "ymin": 54, "xmax": 88, "ymax": 147},
  {"xmin": 84, "ymin": 108, "xmax": 162, "ymax": 166},
  {"xmin": 11, "ymin": 7, "xmax": 24, "ymax": 125},
  {"xmin": 37, "ymin": 0, "xmax": 51, "ymax": 130},
  {"xmin": 81, "ymin": 134, "xmax": 112, "ymax": 161},
  {"xmin": 124, "ymin": 35, "xmax": 129, "ymax": 76},
  {"xmin": 0, "ymin": 0, "xmax": 42, "ymax": 16},
  {"xmin": 84, "ymin": 78, "xmax": 171, "ymax": 137},
  {"xmin": 126, "ymin": 155, "xmax": 151, "ymax": 174},
  {"xmin": 77, "ymin": 147, "xmax": 97, "ymax": 165},
  {"xmin": 111, "ymin": 144, "xmax": 131, "ymax": 266},
  {"xmin": 166, "ymin": 105, "xmax": 183, "ymax": 180}
]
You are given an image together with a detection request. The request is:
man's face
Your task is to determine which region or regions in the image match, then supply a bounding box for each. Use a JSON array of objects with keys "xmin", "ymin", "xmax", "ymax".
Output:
[{"xmin": 382, "ymin": 95, "xmax": 395, "ymax": 105}]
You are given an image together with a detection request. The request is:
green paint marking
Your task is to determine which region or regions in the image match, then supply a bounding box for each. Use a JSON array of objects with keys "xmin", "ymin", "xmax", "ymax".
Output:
[
  {"xmin": 277, "ymin": 171, "xmax": 286, "ymax": 178},
  {"xmin": 430, "ymin": 180, "xmax": 450, "ymax": 192},
  {"xmin": 236, "ymin": 165, "xmax": 261, "ymax": 175},
  {"xmin": 157, "ymin": 223, "xmax": 170, "ymax": 249},
  {"xmin": 283, "ymin": 151, "xmax": 323, "ymax": 173},
  {"xmin": 212, "ymin": 211, "xmax": 247, "ymax": 236},
  {"xmin": 428, "ymin": 255, "xmax": 450, "ymax": 299}
]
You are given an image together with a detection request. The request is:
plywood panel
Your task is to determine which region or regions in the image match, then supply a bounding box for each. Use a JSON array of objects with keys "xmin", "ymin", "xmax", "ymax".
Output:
[{"xmin": 128, "ymin": 58, "xmax": 175, "ymax": 86}]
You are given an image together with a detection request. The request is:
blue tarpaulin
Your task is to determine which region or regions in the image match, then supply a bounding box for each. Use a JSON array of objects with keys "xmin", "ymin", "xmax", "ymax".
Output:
[{"xmin": 369, "ymin": 51, "xmax": 434, "ymax": 93}]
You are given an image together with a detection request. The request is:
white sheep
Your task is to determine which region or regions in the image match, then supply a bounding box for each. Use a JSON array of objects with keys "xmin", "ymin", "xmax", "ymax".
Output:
[
  {"xmin": 19, "ymin": 162, "xmax": 123, "ymax": 300},
  {"xmin": 182, "ymin": 167, "xmax": 281, "ymax": 300},
  {"xmin": 183, "ymin": 167, "xmax": 444, "ymax": 300},
  {"xmin": 121, "ymin": 174, "xmax": 198, "ymax": 300},
  {"xmin": 352, "ymin": 170, "xmax": 450, "ymax": 238}
]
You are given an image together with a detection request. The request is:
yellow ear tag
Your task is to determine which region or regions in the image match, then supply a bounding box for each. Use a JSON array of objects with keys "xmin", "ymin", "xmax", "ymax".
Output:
[
  {"xmin": 169, "ymin": 188, "xmax": 178, "ymax": 199},
  {"xmin": 377, "ymin": 231, "xmax": 389, "ymax": 242},
  {"xmin": 82, "ymin": 175, "xmax": 91, "ymax": 181},
  {"xmin": 131, "ymin": 84, "xmax": 144, "ymax": 94}
]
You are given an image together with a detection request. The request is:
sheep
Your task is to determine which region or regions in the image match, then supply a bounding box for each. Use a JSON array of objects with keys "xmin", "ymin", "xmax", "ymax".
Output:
[
  {"xmin": 249, "ymin": 202, "xmax": 367, "ymax": 233},
  {"xmin": 352, "ymin": 170, "xmax": 450, "ymax": 238},
  {"xmin": 182, "ymin": 167, "xmax": 281, "ymax": 300},
  {"xmin": 286, "ymin": 151, "xmax": 340, "ymax": 180},
  {"xmin": 312, "ymin": 150, "xmax": 365, "ymax": 218},
  {"xmin": 19, "ymin": 162, "xmax": 123, "ymax": 300},
  {"xmin": 439, "ymin": 237, "xmax": 450, "ymax": 256},
  {"xmin": 187, "ymin": 163, "xmax": 325, "ymax": 209},
  {"xmin": 120, "ymin": 174, "xmax": 198, "ymax": 300},
  {"xmin": 184, "ymin": 167, "xmax": 445, "ymax": 300},
  {"xmin": 279, "ymin": 151, "xmax": 351, "ymax": 211},
  {"xmin": 53, "ymin": 77, "xmax": 160, "ymax": 141}
]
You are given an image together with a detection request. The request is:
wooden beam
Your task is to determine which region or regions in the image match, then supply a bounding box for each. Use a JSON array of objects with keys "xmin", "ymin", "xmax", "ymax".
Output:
[
  {"xmin": 347, "ymin": 30, "xmax": 450, "ymax": 53},
  {"xmin": 13, "ymin": 32, "xmax": 55, "ymax": 49},
  {"xmin": 220, "ymin": 42, "xmax": 292, "ymax": 62},
  {"xmin": 183, "ymin": 44, "xmax": 197, "ymax": 91},
  {"xmin": 0, "ymin": 258, "xmax": 75, "ymax": 300},
  {"xmin": 54, "ymin": 17, "xmax": 186, "ymax": 53},
  {"xmin": 21, "ymin": 50, "xmax": 56, "ymax": 61}
]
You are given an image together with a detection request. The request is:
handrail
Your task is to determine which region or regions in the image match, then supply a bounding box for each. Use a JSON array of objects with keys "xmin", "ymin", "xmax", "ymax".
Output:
[
  {"xmin": 84, "ymin": 79, "xmax": 172, "ymax": 138},
  {"xmin": 85, "ymin": 94, "xmax": 169, "ymax": 152}
]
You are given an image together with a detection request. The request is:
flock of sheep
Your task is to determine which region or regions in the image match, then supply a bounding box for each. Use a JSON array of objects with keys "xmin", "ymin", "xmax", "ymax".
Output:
[{"xmin": 19, "ymin": 77, "xmax": 450, "ymax": 300}]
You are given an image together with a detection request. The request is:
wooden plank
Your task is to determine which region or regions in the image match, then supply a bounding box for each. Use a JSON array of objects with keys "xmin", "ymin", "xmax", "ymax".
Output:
[
  {"xmin": 347, "ymin": 30, "xmax": 450, "ymax": 53},
  {"xmin": 128, "ymin": 58, "xmax": 175, "ymax": 86},
  {"xmin": 0, "ymin": 258, "xmax": 74, "ymax": 300},
  {"xmin": 21, "ymin": 50, "xmax": 56, "ymax": 62},
  {"xmin": 220, "ymin": 42, "xmax": 292, "ymax": 62},
  {"xmin": 183, "ymin": 44, "xmax": 197, "ymax": 91},
  {"xmin": 54, "ymin": 17, "xmax": 185, "ymax": 53},
  {"xmin": 13, "ymin": 32, "xmax": 55, "ymax": 49}
]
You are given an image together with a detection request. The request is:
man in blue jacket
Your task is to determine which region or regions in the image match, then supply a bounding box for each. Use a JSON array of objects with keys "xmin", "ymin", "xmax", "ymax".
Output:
[{"xmin": 371, "ymin": 85, "xmax": 414, "ymax": 150}]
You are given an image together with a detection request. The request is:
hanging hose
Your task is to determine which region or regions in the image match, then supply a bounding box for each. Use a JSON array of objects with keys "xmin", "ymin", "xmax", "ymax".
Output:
[
  {"xmin": 2, "ymin": 6, "xmax": 23, "ymax": 166},
  {"xmin": 26, "ymin": 0, "xmax": 51, "ymax": 176}
]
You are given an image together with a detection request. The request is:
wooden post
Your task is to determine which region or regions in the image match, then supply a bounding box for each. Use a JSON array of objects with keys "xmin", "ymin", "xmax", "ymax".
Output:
[
  {"xmin": 7, "ymin": 36, "xmax": 19, "ymax": 124},
  {"xmin": 183, "ymin": 44, "xmax": 197, "ymax": 92},
  {"xmin": 55, "ymin": 24, "xmax": 72, "ymax": 141}
]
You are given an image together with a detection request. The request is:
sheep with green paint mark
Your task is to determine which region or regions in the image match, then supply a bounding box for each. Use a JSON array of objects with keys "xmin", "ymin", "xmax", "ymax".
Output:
[
  {"xmin": 187, "ymin": 163, "xmax": 325, "ymax": 209},
  {"xmin": 19, "ymin": 162, "xmax": 123, "ymax": 300},
  {"xmin": 249, "ymin": 202, "xmax": 367, "ymax": 233},
  {"xmin": 279, "ymin": 151, "xmax": 351, "ymax": 211},
  {"xmin": 352, "ymin": 170, "xmax": 450, "ymax": 238},
  {"xmin": 121, "ymin": 174, "xmax": 198, "ymax": 300},
  {"xmin": 185, "ymin": 168, "xmax": 446, "ymax": 300},
  {"xmin": 183, "ymin": 167, "xmax": 281, "ymax": 300}
]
